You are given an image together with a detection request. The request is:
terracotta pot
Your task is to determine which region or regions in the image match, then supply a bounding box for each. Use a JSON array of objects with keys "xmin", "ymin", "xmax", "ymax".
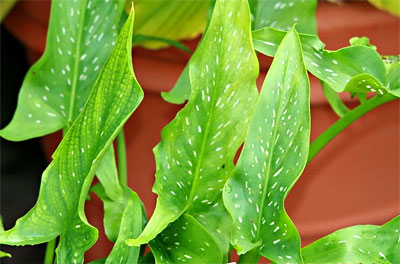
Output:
[{"xmin": 3, "ymin": 1, "xmax": 399, "ymax": 262}]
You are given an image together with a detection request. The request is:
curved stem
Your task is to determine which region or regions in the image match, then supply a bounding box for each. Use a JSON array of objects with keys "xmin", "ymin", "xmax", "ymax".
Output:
[
  {"xmin": 117, "ymin": 129, "xmax": 128, "ymax": 186},
  {"xmin": 43, "ymin": 237, "xmax": 57, "ymax": 264},
  {"xmin": 238, "ymin": 248, "xmax": 260, "ymax": 264},
  {"xmin": 308, "ymin": 94, "xmax": 397, "ymax": 163}
]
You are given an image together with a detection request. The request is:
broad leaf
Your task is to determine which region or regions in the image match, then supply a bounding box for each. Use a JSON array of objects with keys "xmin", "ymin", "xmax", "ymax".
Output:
[
  {"xmin": 131, "ymin": 0, "xmax": 209, "ymax": 49},
  {"xmin": 127, "ymin": 0, "xmax": 259, "ymax": 257},
  {"xmin": 223, "ymin": 28, "xmax": 310, "ymax": 263},
  {"xmin": 105, "ymin": 191, "xmax": 142, "ymax": 264},
  {"xmin": 252, "ymin": 27, "xmax": 388, "ymax": 94},
  {"xmin": 149, "ymin": 214, "xmax": 223, "ymax": 264},
  {"xmin": 302, "ymin": 216, "xmax": 400, "ymax": 263},
  {"xmin": 0, "ymin": 0, "xmax": 125, "ymax": 141},
  {"xmin": 0, "ymin": 10, "xmax": 143, "ymax": 264},
  {"xmin": 368, "ymin": 0, "xmax": 400, "ymax": 16},
  {"xmin": 0, "ymin": 218, "xmax": 11, "ymax": 258},
  {"xmin": 250, "ymin": 0, "xmax": 317, "ymax": 34}
]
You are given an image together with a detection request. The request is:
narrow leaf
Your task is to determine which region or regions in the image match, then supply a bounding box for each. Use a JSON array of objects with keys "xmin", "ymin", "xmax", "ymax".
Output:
[
  {"xmin": 322, "ymin": 82, "xmax": 350, "ymax": 117},
  {"xmin": 105, "ymin": 191, "xmax": 142, "ymax": 264},
  {"xmin": 0, "ymin": 0, "xmax": 125, "ymax": 141},
  {"xmin": 127, "ymin": 0, "xmax": 259, "ymax": 257},
  {"xmin": 149, "ymin": 214, "xmax": 223, "ymax": 264},
  {"xmin": 0, "ymin": 9, "xmax": 143, "ymax": 264},
  {"xmin": 223, "ymin": 28, "xmax": 310, "ymax": 262},
  {"xmin": 251, "ymin": 0, "xmax": 317, "ymax": 34},
  {"xmin": 302, "ymin": 216, "xmax": 400, "ymax": 263},
  {"xmin": 252, "ymin": 27, "xmax": 388, "ymax": 94}
]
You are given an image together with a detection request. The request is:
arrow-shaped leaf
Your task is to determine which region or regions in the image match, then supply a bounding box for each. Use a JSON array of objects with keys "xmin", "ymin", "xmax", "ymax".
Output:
[
  {"xmin": 127, "ymin": 0, "xmax": 259, "ymax": 256},
  {"xmin": 223, "ymin": 28, "xmax": 310, "ymax": 263},
  {"xmin": 302, "ymin": 216, "xmax": 400, "ymax": 263},
  {"xmin": 149, "ymin": 214, "xmax": 223, "ymax": 264},
  {"xmin": 0, "ymin": 0, "xmax": 125, "ymax": 141},
  {"xmin": 0, "ymin": 9, "xmax": 143, "ymax": 264}
]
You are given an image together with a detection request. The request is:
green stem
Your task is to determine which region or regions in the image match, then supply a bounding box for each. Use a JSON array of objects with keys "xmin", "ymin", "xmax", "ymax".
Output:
[
  {"xmin": 308, "ymin": 94, "xmax": 397, "ymax": 163},
  {"xmin": 117, "ymin": 129, "xmax": 128, "ymax": 186},
  {"xmin": 43, "ymin": 237, "xmax": 57, "ymax": 264},
  {"xmin": 238, "ymin": 248, "xmax": 260, "ymax": 264}
]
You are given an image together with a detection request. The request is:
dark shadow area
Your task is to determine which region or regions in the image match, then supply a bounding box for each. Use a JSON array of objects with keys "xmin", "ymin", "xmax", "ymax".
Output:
[{"xmin": 1, "ymin": 25, "xmax": 47, "ymax": 264}]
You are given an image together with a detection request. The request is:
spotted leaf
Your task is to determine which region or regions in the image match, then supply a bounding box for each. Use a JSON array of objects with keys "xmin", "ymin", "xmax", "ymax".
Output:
[
  {"xmin": 0, "ymin": 0, "xmax": 125, "ymax": 141},
  {"xmin": 0, "ymin": 10, "xmax": 143, "ymax": 264},
  {"xmin": 223, "ymin": 28, "xmax": 309, "ymax": 263},
  {"xmin": 149, "ymin": 214, "xmax": 223, "ymax": 264},
  {"xmin": 250, "ymin": 0, "xmax": 317, "ymax": 34},
  {"xmin": 126, "ymin": 0, "xmax": 259, "ymax": 257},
  {"xmin": 252, "ymin": 27, "xmax": 388, "ymax": 95},
  {"xmin": 302, "ymin": 216, "xmax": 400, "ymax": 263}
]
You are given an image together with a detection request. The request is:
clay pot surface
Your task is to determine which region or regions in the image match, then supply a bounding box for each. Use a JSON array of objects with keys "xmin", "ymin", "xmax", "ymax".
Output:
[{"xmin": 4, "ymin": 0, "xmax": 400, "ymax": 262}]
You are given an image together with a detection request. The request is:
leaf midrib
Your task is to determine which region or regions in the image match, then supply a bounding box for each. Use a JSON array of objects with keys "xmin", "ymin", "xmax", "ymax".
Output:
[
  {"xmin": 67, "ymin": 1, "xmax": 88, "ymax": 128},
  {"xmin": 255, "ymin": 57, "xmax": 289, "ymax": 242}
]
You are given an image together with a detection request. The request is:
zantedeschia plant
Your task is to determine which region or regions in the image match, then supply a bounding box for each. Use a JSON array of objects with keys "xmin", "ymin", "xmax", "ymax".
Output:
[{"xmin": 1, "ymin": 0, "xmax": 399, "ymax": 263}]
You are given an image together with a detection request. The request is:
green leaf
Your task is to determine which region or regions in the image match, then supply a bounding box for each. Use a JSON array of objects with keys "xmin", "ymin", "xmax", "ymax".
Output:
[
  {"xmin": 251, "ymin": 0, "xmax": 317, "ymax": 34},
  {"xmin": 253, "ymin": 27, "xmax": 388, "ymax": 94},
  {"xmin": 132, "ymin": 0, "xmax": 209, "ymax": 49},
  {"xmin": 127, "ymin": 0, "xmax": 259, "ymax": 257},
  {"xmin": 96, "ymin": 146, "xmax": 123, "ymax": 203},
  {"xmin": 322, "ymin": 82, "xmax": 350, "ymax": 117},
  {"xmin": 105, "ymin": 191, "xmax": 142, "ymax": 264},
  {"xmin": 0, "ymin": 0, "xmax": 125, "ymax": 141},
  {"xmin": 149, "ymin": 214, "xmax": 223, "ymax": 264},
  {"xmin": 349, "ymin": 36, "xmax": 377, "ymax": 50},
  {"xmin": 386, "ymin": 61, "xmax": 400, "ymax": 97},
  {"xmin": 223, "ymin": 28, "xmax": 310, "ymax": 262},
  {"xmin": 368, "ymin": 0, "xmax": 400, "ymax": 16},
  {"xmin": 302, "ymin": 216, "xmax": 400, "ymax": 263},
  {"xmin": 161, "ymin": 64, "xmax": 191, "ymax": 105},
  {"xmin": 0, "ymin": 217, "xmax": 11, "ymax": 258},
  {"xmin": 0, "ymin": 9, "xmax": 143, "ymax": 264}
]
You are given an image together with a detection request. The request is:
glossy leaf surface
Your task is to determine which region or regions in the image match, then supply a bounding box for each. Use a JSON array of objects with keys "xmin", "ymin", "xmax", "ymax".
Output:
[
  {"xmin": 0, "ymin": 0, "xmax": 125, "ymax": 141},
  {"xmin": 127, "ymin": 0, "xmax": 259, "ymax": 256},
  {"xmin": 149, "ymin": 214, "xmax": 223, "ymax": 264},
  {"xmin": 252, "ymin": 27, "xmax": 388, "ymax": 94},
  {"xmin": 250, "ymin": 0, "xmax": 317, "ymax": 34},
  {"xmin": 302, "ymin": 216, "xmax": 400, "ymax": 263},
  {"xmin": 0, "ymin": 10, "xmax": 143, "ymax": 264},
  {"xmin": 224, "ymin": 29, "xmax": 309, "ymax": 263}
]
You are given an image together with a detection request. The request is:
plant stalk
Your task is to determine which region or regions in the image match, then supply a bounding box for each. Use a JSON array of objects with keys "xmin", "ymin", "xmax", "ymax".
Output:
[
  {"xmin": 238, "ymin": 248, "xmax": 260, "ymax": 264},
  {"xmin": 308, "ymin": 94, "xmax": 397, "ymax": 163},
  {"xmin": 44, "ymin": 237, "xmax": 57, "ymax": 264},
  {"xmin": 117, "ymin": 129, "xmax": 128, "ymax": 186}
]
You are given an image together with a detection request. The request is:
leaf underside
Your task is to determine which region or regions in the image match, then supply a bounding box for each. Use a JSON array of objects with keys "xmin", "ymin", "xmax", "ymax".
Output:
[
  {"xmin": 302, "ymin": 216, "xmax": 400, "ymax": 264},
  {"xmin": 223, "ymin": 28, "xmax": 310, "ymax": 263},
  {"xmin": 0, "ymin": 10, "xmax": 143, "ymax": 264},
  {"xmin": 127, "ymin": 0, "xmax": 259, "ymax": 259},
  {"xmin": 0, "ymin": 0, "xmax": 126, "ymax": 141}
]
